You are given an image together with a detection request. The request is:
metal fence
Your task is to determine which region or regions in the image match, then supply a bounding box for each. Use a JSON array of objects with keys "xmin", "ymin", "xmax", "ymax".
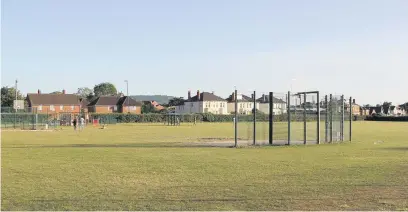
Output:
[{"xmin": 232, "ymin": 90, "xmax": 353, "ymax": 146}]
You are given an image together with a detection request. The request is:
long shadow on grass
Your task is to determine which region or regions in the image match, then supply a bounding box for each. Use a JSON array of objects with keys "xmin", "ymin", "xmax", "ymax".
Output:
[
  {"xmin": 3, "ymin": 142, "xmax": 300, "ymax": 149},
  {"xmin": 382, "ymin": 147, "xmax": 408, "ymax": 151},
  {"xmin": 4, "ymin": 143, "xmax": 238, "ymax": 149}
]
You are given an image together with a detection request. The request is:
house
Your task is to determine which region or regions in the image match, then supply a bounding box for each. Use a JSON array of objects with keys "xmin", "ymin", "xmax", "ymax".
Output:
[
  {"xmin": 117, "ymin": 96, "xmax": 142, "ymax": 113},
  {"xmin": 26, "ymin": 89, "xmax": 81, "ymax": 113},
  {"xmin": 225, "ymin": 92, "xmax": 258, "ymax": 114},
  {"xmin": 345, "ymin": 99, "xmax": 361, "ymax": 116},
  {"xmin": 175, "ymin": 90, "xmax": 228, "ymax": 114},
  {"xmin": 87, "ymin": 96, "xmax": 142, "ymax": 114},
  {"xmin": 360, "ymin": 106, "xmax": 370, "ymax": 116},
  {"xmin": 256, "ymin": 94, "xmax": 287, "ymax": 115}
]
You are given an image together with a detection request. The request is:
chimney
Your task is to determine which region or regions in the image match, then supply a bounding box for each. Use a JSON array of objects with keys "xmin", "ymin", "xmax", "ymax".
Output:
[
  {"xmin": 62, "ymin": 89, "xmax": 66, "ymax": 94},
  {"xmin": 232, "ymin": 92, "xmax": 235, "ymax": 101},
  {"xmin": 212, "ymin": 91, "xmax": 214, "ymax": 94},
  {"xmin": 353, "ymin": 99, "xmax": 355, "ymax": 104},
  {"xmin": 263, "ymin": 94, "xmax": 266, "ymax": 102},
  {"xmin": 37, "ymin": 89, "xmax": 41, "ymax": 94},
  {"xmin": 188, "ymin": 90, "xmax": 191, "ymax": 100},
  {"xmin": 197, "ymin": 90, "xmax": 200, "ymax": 100}
]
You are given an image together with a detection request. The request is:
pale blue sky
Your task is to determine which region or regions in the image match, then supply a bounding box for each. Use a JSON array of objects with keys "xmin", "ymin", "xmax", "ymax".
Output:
[{"xmin": 1, "ymin": 0, "xmax": 407, "ymax": 105}]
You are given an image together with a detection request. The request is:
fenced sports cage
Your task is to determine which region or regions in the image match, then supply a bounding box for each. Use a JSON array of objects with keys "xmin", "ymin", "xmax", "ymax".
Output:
[{"xmin": 232, "ymin": 90, "xmax": 353, "ymax": 146}]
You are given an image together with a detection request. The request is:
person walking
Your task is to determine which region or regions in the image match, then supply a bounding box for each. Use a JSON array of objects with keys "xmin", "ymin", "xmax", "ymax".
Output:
[
  {"xmin": 79, "ymin": 116, "xmax": 85, "ymax": 131},
  {"xmin": 72, "ymin": 117, "xmax": 77, "ymax": 131}
]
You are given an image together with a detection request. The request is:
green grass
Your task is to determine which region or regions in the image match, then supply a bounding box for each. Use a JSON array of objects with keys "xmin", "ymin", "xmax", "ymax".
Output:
[{"xmin": 1, "ymin": 122, "xmax": 408, "ymax": 210}]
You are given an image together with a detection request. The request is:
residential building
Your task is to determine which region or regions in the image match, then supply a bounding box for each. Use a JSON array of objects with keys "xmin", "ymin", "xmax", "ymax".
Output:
[
  {"xmin": 256, "ymin": 94, "xmax": 287, "ymax": 115},
  {"xmin": 87, "ymin": 96, "xmax": 142, "ymax": 114},
  {"xmin": 175, "ymin": 90, "xmax": 228, "ymax": 114},
  {"xmin": 345, "ymin": 99, "xmax": 361, "ymax": 116},
  {"xmin": 26, "ymin": 89, "xmax": 81, "ymax": 113},
  {"xmin": 118, "ymin": 96, "xmax": 142, "ymax": 114},
  {"xmin": 225, "ymin": 92, "xmax": 258, "ymax": 114}
]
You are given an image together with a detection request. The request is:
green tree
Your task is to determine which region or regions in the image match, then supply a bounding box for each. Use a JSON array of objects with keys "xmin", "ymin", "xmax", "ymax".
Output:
[
  {"xmin": 93, "ymin": 83, "xmax": 117, "ymax": 97},
  {"xmin": 50, "ymin": 91, "xmax": 62, "ymax": 94},
  {"xmin": 168, "ymin": 97, "xmax": 185, "ymax": 107},
  {"xmin": 1, "ymin": 86, "xmax": 25, "ymax": 107},
  {"xmin": 76, "ymin": 87, "xmax": 94, "ymax": 100},
  {"xmin": 141, "ymin": 102, "xmax": 157, "ymax": 114}
]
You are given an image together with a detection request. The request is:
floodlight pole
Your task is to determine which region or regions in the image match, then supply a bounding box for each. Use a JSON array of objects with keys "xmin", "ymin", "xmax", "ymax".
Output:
[
  {"xmin": 125, "ymin": 80, "xmax": 129, "ymax": 113},
  {"xmin": 303, "ymin": 93, "xmax": 307, "ymax": 145}
]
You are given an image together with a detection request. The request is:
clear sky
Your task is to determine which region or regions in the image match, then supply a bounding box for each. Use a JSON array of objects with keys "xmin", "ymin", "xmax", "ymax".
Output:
[{"xmin": 1, "ymin": 0, "xmax": 407, "ymax": 105}]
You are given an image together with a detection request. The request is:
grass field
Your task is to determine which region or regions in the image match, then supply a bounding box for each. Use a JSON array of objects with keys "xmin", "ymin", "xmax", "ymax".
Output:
[{"xmin": 1, "ymin": 121, "xmax": 407, "ymax": 210}]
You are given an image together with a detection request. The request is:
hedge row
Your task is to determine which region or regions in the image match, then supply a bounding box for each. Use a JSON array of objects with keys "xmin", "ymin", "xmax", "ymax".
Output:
[
  {"xmin": 365, "ymin": 116, "xmax": 408, "ymax": 122},
  {"xmin": 1, "ymin": 113, "xmax": 50, "ymax": 124},
  {"xmin": 88, "ymin": 113, "xmax": 362, "ymax": 123}
]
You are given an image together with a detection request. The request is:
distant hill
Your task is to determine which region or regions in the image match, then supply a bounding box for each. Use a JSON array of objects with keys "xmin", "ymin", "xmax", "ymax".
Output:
[{"xmin": 130, "ymin": 95, "xmax": 177, "ymax": 105}]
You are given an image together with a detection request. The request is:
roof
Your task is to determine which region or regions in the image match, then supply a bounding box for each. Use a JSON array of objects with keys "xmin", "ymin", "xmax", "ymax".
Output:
[
  {"xmin": 117, "ymin": 96, "xmax": 142, "ymax": 106},
  {"xmin": 187, "ymin": 92, "xmax": 226, "ymax": 102},
  {"xmin": 88, "ymin": 96, "xmax": 121, "ymax": 106},
  {"xmin": 27, "ymin": 93, "xmax": 80, "ymax": 105},
  {"xmin": 256, "ymin": 95, "xmax": 286, "ymax": 104},
  {"xmin": 88, "ymin": 96, "xmax": 142, "ymax": 106},
  {"xmin": 225, "ymin": 94, "xmax": 253, "ymax": 102}
]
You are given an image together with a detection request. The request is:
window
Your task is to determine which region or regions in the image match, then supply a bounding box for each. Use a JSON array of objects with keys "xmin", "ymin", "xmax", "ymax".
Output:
[
  {"xmin": 38, "ymin": 105, "xmax": 42, "ymax": 111},
  {"xmin": 71, "ymin": 105, "xmax": 74, "ymax": 110},
  {"xmin": 50, "ymin": 105, "xmax": 55, "ymax": 111},
  {"xmin": 60, "ymin": 105, "xmax": 64, "ymax": 110},
  {"xmin": 114, "ymin": 106, "xmax": 118, "ymax": 111}
]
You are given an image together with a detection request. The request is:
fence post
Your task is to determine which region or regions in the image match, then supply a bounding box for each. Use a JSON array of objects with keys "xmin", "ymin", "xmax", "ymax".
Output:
[
  {"xmin": 288, "ymin": 91, "xmax": 291, "ymax": 145},
  {"xmin": 269, "ymin": 92, "xmax": 273, "ymax": 145},
  {"xmin": 341, "ymin": 95, "xmax": 345, "ymax": 141},
  {"xmin": 303, "ymin": 93, "xmax": 307, "ymax": 145},
  {"xmin": 329, "ymin": 94, "xmax": 333, "ymax": 143},
  {"xmin": 317, "ymin": 91, "xmax": 320, "ymax": 144},
  {"xmin": 349, "ymin": 96, "xmax": 352, "ymax": 142},
  {"xmin": 253, "ymin": 91, "xmax": 256, "ymax": 145},
  {"xmin": 234, "ymin": 89, "xmax": 238, "ymax": 147}
]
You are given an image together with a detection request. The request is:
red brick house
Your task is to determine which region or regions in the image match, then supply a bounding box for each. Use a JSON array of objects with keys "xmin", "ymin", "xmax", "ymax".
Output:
[
  {"xmin": 26, "ymin": 90, "xmax": 81, "ymax": 113},
  {"xmin": 87, "ymin": 96, "xmax": 142, "ymax": 114}
]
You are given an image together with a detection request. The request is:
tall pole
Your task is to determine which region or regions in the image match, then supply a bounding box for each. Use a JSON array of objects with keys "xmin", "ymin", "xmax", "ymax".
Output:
[
  {"xmin": 329, "ymin": 94, "xmax": 333, "ymax": 143},
  {"xmin": 15, "ymin": 79, "xmax": 18, "ymax": 112},
  {"xmin": 253, "ymin": 91, "xmax": 256, "ymax": 145},
  {"xmin": 325, "ymin": 95, "xmax": 328, "ymax": 142},
  {"xmin": 234, "ymin": 89, "xmax": 238, "ymax": 147},
  {"xmin": 317, "ymin": 92, "xmax": 320, "ymax": 144},
  {"xmin": 269, "ymin": 92, "xmax": 273, "ymax": 145},
  {"xmin": 125, "ymin": 80, "xmax": 129, "ymax": 113},
  {"xmin": 287, "ymin": 91, "xmax": 291, "ymax": 145},
  {"xmin": 303, "ymin": 93, "xmax": 307, "ymax": 145},
  {"xmin": 14, "ymin": 79, "xmax": 18, "ymax": 129},
  {"xmin": 341, "ymin": 95, "xmax": 345, "ymax": 141},
  {"xmin": 349, "ymin": 96, "xmax": 352, "ymax": 142}
]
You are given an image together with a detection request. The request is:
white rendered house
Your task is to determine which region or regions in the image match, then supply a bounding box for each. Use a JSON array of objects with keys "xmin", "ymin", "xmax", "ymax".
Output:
[{"xmin": 175, "ymin": 90, "xmax": 228, "ymax": 114}]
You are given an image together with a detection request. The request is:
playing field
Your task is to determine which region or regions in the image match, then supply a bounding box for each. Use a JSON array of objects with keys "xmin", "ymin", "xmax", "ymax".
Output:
[{"xmin": 1, "ymin": 121, "xmax": 407, "ymax": 211}]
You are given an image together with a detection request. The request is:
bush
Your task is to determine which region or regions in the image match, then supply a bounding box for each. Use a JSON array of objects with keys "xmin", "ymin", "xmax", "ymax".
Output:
[
  {"xmin": 87, "ymin": 113, "xmax": 368, "ymax": 124},
  {"xmin": 365, "ymin": 116, "xmax": 408, "ymax": 122}
]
